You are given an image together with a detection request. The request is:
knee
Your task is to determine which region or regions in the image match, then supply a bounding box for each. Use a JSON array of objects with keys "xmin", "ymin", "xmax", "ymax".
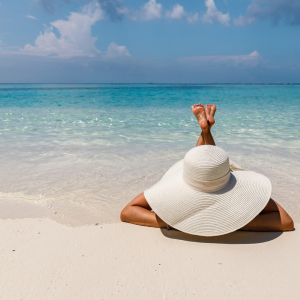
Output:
[
  {"xmin": 281, "ymin": 216, "xmax": 294, "ymax": 231},
  {"xmin": 120, "ymin": 206, "xmax": 130, "ymax": 222}
]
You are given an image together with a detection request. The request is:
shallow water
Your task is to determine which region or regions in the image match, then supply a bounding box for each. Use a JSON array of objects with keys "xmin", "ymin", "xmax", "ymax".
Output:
[{"xmin": 0, "ymin": 84, "xmax": 299, "ymax": 225}]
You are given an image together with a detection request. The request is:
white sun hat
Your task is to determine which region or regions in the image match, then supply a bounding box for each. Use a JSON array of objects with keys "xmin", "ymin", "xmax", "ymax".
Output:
[{"xmin": 144, "ymin": 145, "xmax": 272, "ymax": 236}]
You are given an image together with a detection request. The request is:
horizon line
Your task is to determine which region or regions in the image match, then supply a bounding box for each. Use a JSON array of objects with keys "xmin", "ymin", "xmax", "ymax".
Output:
[{"xmin": 0, "ymin": 83, "xmax": 300, "ymax": 85}]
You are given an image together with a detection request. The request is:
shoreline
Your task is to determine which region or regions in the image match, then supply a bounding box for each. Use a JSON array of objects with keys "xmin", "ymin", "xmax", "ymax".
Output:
[
  {"xmin": 1, "ymin": 142, "xmax": 300, "ymax": 226},
  {"xmin": 1, "ymin": 217, "xmax": 299, "ymax": 299}
]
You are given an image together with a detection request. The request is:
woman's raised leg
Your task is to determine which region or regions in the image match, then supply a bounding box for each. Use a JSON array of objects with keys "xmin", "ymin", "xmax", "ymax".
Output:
[
  {"xmin": 191, "ymin": 104, "xmax": 216, "ymax": 146},
  {"xmin": 120, "ymin": 193, "xmax": 167, "ymax": 228}
]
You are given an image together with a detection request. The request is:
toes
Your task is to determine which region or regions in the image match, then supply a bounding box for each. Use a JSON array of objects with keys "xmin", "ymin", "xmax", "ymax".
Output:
[
  {"xmin": 191, "ymin": 103, "xmax": 204, "ymax": 111},
  {"xmin": 206, "ymin": 104, "xmax": 217, "ymax": 117},
  {"xmin": 206, "ymin": 104, "xmax": 212, "ymax": 111},
  {"xmin": 207, "ymin": 104, "xmax": 216, "ymax": 110}
]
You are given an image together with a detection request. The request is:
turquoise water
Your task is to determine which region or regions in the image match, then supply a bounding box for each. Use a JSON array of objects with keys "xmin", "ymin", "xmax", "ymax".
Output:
[
  {"xmin": 1, "ymin": 84, "xmax": 300, "ymax": 148},
  {"xmin": 0, "ymin": 84, "xmax": 300, "ymax": 225}
]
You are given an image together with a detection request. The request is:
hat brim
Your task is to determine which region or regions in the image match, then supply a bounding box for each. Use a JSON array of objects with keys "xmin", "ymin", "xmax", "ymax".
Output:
[{"xmin": 144, "ymin": 160, "xmax": 272, "ymax": 236}]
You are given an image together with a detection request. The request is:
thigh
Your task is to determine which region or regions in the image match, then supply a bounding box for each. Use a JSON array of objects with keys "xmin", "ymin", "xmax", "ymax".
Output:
[
  {"xmin": 127, "ymin": 192, "xmax": 152, "ymax": 210},
  {"xmin": 259, "ymin": 198, "xmax": 279, "ymax": 214}
]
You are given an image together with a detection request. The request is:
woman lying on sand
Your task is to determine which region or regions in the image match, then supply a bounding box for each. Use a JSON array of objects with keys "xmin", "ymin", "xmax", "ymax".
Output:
[{"xmin": 120, "ymin": 104, "xmax": 294, "ymax": 236}]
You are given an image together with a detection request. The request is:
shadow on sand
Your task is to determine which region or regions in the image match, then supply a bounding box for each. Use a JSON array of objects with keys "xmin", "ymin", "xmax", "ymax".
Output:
[{"xmin": 160, "ymin": 228, "xmax": 283, "ymax": 245}]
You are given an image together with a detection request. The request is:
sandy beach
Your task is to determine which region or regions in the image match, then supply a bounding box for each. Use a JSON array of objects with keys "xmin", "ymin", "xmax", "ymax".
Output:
[
  {"xmin": 1, "ymin": 84, "xmax": 299, "ymax": 298},
  {"xmin": 1, "ymin": 0, "xmax": 300, "ymax": 296},
  {"xmin": 1, "ymin": 218, "xmax": 299, "ymax": 299}
]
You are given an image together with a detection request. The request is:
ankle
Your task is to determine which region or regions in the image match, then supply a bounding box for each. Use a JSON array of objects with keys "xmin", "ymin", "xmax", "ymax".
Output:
[{"xmin": 202, "ymin": 128, "xmax": 210, "ymax": 135}]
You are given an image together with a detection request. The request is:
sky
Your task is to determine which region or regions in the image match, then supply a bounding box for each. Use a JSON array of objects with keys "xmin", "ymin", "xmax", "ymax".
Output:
[{"xmin": 0, "ymin": 0, "xmax": 299, "ymax": 83}]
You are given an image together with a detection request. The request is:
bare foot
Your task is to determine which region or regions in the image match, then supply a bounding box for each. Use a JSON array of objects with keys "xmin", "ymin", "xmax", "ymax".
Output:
[
  {"xmin": 205, "ymin": 104, "xmax": 217, "ymax": 129},
  {"xmin": 191, "ymin": 103, "xmax": 208, "ymax": 132}
]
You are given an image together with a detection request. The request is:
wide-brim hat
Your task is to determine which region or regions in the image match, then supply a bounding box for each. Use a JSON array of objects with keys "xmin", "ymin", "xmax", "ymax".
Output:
[{"xmin": 144, "ymin": 145, "xmax": 271, "ymax": 236}]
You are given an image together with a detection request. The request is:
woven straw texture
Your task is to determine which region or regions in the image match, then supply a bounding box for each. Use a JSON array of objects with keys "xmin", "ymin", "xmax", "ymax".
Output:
[{"xmin": 144, "ymin": 146, "xmax": 272, "ymax": 237}]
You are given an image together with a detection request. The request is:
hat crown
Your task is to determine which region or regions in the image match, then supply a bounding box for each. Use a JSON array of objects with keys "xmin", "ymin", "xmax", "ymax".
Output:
[{"xmin": 183, "ymin": 145, "xmax": 230, "ymax": 182}]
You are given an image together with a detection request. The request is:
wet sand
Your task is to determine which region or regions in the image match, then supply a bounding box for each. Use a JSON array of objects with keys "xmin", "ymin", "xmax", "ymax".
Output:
[{"xmin": 0, "ymin": 143, "xmax": 300, "ymax": 226}]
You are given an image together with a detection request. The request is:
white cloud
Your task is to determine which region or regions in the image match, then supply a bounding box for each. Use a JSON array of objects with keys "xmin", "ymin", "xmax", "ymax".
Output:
[
  {"xmin": 139, "ymin": 0, "xmax": 162, "ymax": 20},
  {"xmin": 178, "ymin": 51, "xmax": 261, "ymax": 66},
  {"xmin": 26, "ymin": 15, "xmax": 37, "ymax": 20},
  {"xmin": 129, "ymin": 0, "xmax": 231, "ymax": 24},
  {"xmin": 165, "ymin": 4, "xmax": 186, "ymax": 20},
  {"xmin": 131, "ymin": 1, "xmax": 197, "ymax": 23},
  {"xmin": 202, "ymin": 0, "xmax": 230, "ymax": 25},
  {"xmin": 20, "ymin": 1, "xmax": 104, "ymax": 58},
  {"xmin": 104, "ymin": 42, "xmax": 131, "ymax": 58}
]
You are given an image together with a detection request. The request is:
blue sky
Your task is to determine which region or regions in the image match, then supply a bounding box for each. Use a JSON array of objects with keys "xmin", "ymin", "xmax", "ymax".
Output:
[{"xmin": 0, "ymin": 0, "xmax": 299, "ymax": 83}]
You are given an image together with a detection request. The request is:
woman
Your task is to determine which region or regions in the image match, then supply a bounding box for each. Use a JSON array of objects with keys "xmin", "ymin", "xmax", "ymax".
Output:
[{"xmin": 120, "ymin": 104, "xmax": 294, "ymax": 236}]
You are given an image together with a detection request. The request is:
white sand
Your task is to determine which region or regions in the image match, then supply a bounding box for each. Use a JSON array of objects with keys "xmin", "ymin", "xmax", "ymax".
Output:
[{"xmin": 1, "ymin": 218, "xmax": 299, "ymax": 300}]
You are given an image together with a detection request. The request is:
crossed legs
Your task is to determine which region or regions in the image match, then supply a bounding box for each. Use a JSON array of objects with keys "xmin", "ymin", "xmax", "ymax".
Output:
[
  {"xmin": 120, "ymin": 104, "xmax": 294, "ymax": 232},
  {"xmin": 191, "ymin": 103, "xmax": 216, "ymax": 147}
]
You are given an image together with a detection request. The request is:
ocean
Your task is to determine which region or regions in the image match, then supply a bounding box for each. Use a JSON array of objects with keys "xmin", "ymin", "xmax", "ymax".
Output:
[{"xmin": 0, "ymin": 84, "xmax": 299, "ymax": 225}]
